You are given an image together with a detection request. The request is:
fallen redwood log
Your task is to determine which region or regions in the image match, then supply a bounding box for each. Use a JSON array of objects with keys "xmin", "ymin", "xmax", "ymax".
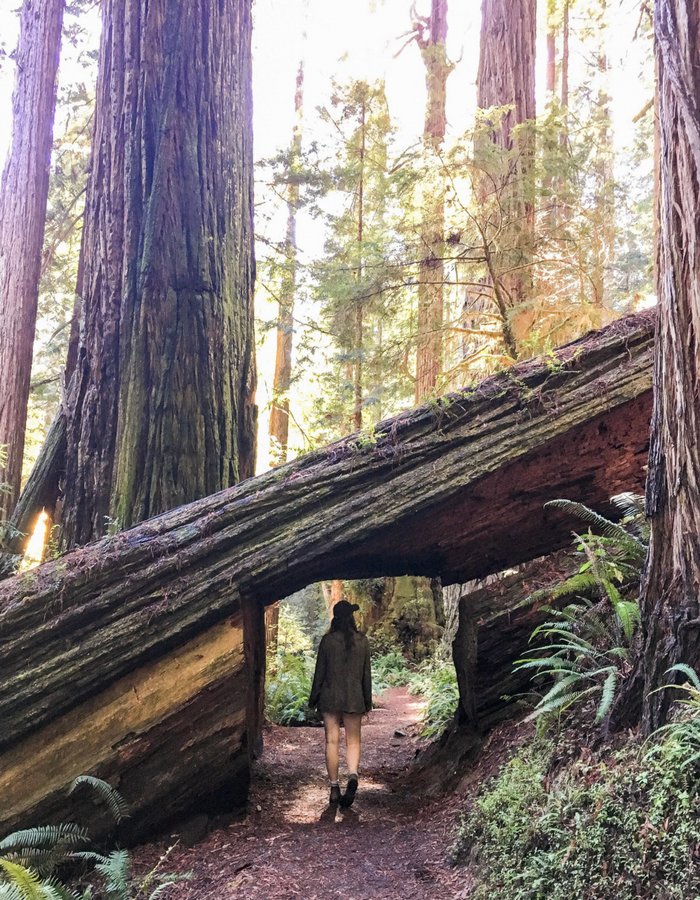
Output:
[
  {"xmin": 0, "ymin": 311, "xmax": 654, "ymax": 839},
  {"xmin": 412, "ymin": 551, "xmax": 587, "ymax": 791}
]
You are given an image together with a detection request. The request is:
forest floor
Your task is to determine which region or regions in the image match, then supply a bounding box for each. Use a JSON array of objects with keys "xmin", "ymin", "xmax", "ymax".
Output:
[{"xmin": 132, "ymin": 687, "xmax": 492, "ymax": 900}]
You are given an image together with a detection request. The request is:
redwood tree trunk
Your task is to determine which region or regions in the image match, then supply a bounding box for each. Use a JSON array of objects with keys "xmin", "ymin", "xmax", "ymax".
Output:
[
  {"xmin": 636, "ymin": 0, "xmax": 700, "ymax": 734},
  {"xmin": 0, "ymin": 0, "xmax": 64, "ymax": 519},
  {"xmin": 269, "ymin": 62, "xmax": 304, "ymax": 467},
  {"xmin": 476, "ymin": 0, "xmax": 536, "ymax": 350},
  {"xmin": 415, "ymin": 0, "xmax": 451, "ymax": 402},
  {"xmin": 61, "ymin": 0, "xmax": 256, "ymax": 549}
]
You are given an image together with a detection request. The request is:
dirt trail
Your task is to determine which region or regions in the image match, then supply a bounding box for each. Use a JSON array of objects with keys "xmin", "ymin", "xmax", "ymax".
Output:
[{"xmin": 134, "ymin": 688, "xmax": 469, "ymax": 899}]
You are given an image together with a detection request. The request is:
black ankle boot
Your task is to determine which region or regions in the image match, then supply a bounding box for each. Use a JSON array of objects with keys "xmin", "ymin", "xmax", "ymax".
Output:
[
  {"xmin": 340, "ymin": 776, "xmax": 358, "ymax": 807},
  {"xmin": 329, "ymin": 784, "xmax": 341, "ymax": 804}
]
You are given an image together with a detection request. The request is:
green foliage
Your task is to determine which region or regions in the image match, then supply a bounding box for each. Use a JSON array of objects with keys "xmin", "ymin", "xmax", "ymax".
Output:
[
  {"xmin": 0, "ymin": 778, "xmax": 185, "ymax": 900},
  {"xmin": 74, "ymin": 847, "xmax": 189, "ymax": 900},
  {"xmin": 517, "ymin": 495, "xmax": 646, "ymax": 727},
  {"xmin": 69, "ymin": 778, "xmax": 129, "ymax": 825},
  {"xmin": 265, "ymin": 652, "xmax": 318, "ymax": 726},
  {"xmin": 453, "ymin": 732, "xmax": 700, "ymax": 899},
  {"xmin": 275, "ymin": 605, "xmax": 313, "ymax": 656},
  {"xmin": 408, "ymin": 655, "xmax": 459, "ymax": 739},
  {"xmin": 265, "ymin": 603, "xmax": 320, "ymax": 726},
  {"xmin": 646, "ymin": 665, "xmax": 700, "ymax": 770},
  {"xmin": 371, "ymin": 649, "xmax": 412, "ymax": 694}
]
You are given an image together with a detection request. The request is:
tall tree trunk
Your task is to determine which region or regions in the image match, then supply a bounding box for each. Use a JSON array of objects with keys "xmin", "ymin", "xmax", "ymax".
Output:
[
  {"xmin": 354, "ymin": 97, "xmax": 366, "ymax": 430},
  {"xmin": 415, "ymin": 0, "xmax": 451, "ymax": 403},
  {"xmin": 0, "ymin": 0, "xmax": 65, "ymax": 519},
  {"xmin": 561, "ymin": 1, "xmax": 569, "ymax": 110},
  {"xmin": 476, "ymin": 0, "xmax": 536, "ymax": 354},
  {"xmin": 590, "ymin": 47, "xmax": 614, "ymax": 307},
  {"xmin": 269, "ymin": 62, "xmax": 304, "ymax": 467},
  {"xmin": 557, "ymin": 0, "xmax": 570, "ymax": 224},
  {"xmin": 61, "ymin": 0, "xmax": 256, "ymax": 549},
  {"xmin": 635, "ymin": 0, "xmax": 700, "ymax": 734},
  {"xmin": 543, "ymin": 22, "xmax": 557, "ymax": 229}
]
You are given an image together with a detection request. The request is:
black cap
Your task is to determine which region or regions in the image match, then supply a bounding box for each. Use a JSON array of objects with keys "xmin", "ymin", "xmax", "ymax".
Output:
[{"xmin": 333, "ymin": 600, "xmax": 360, "ymax": 619}]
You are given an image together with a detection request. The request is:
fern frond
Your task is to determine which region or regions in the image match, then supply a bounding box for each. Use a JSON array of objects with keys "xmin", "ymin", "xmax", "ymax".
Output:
[
  {"xmin": 548, "ymin": 573, "xmax": 600, "ymax": 602},
  {"xmin": 2, "ymin": 852, "xmax": 66, "ymax": 882},
  {"xmin": 610, "ymin": 492, "xmax": 645, "ymax": 519},
  {"xmin": 0, "ymin": 861, "xmax": 46, "ymax": 900},
  {"xmin": 514, "ymin": 657, "xmax": 578, "ymax": 673},
  {"xmin": 526, "ymin": 687, "xmax": 597, "ymax": 721},
  {"xmin": 533, "ymin": 673, "xmax": 586, "ymax": 703},
  {"xmin": 69, "ymin": 778, "xmax": 129, "ymax": 824},
  {"xmin": 667, "ymin": 663, "xmax": 700, "ymax": 692},
  {"xmin": 545, "ymin": 499, "xmax": 646, "ymax": 559},
  {"xmin": 612, "ymin": 600, "xmax": 641, "ymax": 642},
  {"xmin": 94, "ymin": 849, "xmax": 129, "ymax": 900},
  {"xmin": 0, "ymin": 827, "xmax": 88, "ymax": 854},
  {"xmin": 595, "ymin": 669, "xmax": 618, "ymax": 723},
  {"xmin": 41, "ymin": 881, "xmax": 87, "ymax": 900},
  {"xmin": 0, "ymin": 884, "xmax": 25, "ymax": 900},
  {"xmin": 146, "ymin": 879, "xmax": 191, "ymax": 900}
]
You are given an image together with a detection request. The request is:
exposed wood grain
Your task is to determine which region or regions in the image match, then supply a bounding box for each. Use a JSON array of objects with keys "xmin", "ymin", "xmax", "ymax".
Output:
[{"xmin": 0, "ymin": 615, "xmax": 246, "ymax": 840}]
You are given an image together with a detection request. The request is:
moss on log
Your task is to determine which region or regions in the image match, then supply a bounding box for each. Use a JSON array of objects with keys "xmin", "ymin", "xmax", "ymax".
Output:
[{"xmin": 0, "ymin": 312, "xmax": 654, "ymax": 837}]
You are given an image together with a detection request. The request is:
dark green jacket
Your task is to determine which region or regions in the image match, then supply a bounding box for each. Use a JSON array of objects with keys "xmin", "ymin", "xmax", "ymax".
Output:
[{"xmin": 309, "ymin": 630, "xmax": 372, "ymax": 714}]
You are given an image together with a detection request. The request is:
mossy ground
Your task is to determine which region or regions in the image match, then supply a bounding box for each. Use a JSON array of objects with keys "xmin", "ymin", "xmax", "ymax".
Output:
[{"xmin": 453, "ymin": 718, "xmax": 700, "ymax": 900}]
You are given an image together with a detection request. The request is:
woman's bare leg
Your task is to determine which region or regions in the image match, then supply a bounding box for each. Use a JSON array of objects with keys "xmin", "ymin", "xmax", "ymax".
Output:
[
  {"xmin": 323, "ymin": 712, "xmax": 341, "ymax": 783},
  {"xmin": 343, "ymin": 713, "xmax": 362, "ymax": 776}
]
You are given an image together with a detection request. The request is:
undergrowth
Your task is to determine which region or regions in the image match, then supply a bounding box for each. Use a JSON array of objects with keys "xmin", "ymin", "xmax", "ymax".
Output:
[
  {"xmin": 452, "ymin": 494, "xmax": 700, "ymax": 898},
  {"xmin": 453, "ymin": 726, "xmax": 700, "ymax": 900},
  {"xmin": 408, "ymin": 655, "xmax": 459, "ymax": 739},
  {"xmin": 0, "ymin": 777, "xmax": 188, "ymax": 900},
  {"xmin": 265, "ymin": 652, "xmax": 319, "ymax": 726},
  {"xmin": 517, "ymin": 494, "xmax": 646, "ymax": 727}
]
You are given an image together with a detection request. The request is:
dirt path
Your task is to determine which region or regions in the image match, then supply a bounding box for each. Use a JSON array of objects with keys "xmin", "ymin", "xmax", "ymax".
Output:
[{"xmin": 134, "ymin": 688, "xmax": 468, "ymax": 900}]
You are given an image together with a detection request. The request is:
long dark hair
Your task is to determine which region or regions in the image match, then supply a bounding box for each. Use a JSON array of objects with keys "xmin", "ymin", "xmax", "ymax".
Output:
[{"xmin": 331, "ymin": 613, "xmax": 358, "ymax": 652}]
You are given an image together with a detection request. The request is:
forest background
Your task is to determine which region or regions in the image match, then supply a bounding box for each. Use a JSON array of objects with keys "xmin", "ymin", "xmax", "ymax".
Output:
[{"xmin": 0, "ymin": 0, "xmax": 655, "ymax": 487}]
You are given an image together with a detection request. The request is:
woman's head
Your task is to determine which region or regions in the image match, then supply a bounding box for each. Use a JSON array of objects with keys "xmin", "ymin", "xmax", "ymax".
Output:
[
  {"xmin": 332, "ymin": 600, "xmax": 359, "ymax": 622},
  {"xmin": 330, "ymin": 600, "xmax": 360, "ymax": 649}
]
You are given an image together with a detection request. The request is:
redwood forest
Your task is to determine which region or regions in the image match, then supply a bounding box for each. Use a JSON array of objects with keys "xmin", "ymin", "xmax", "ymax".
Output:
[{"xmin": 1, "ymin": 0, "xmax": 700, "ymax": 897}]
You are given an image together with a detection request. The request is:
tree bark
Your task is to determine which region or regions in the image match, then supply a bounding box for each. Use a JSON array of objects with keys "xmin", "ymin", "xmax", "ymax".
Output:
[
  {"xmin": 60, "ymin": 0, "xmax": 257, "ymax": 549},
  {"xmin": 415, "ymin": 0, "xmax": 451, "ymax": 402},
  {"xmin": 0, "ymin": 0, "xmax": 65, "ymax": 518},
  {"xmin": 0, "ymin": 312, "xmax": 654, "ymax": 837},
  {"xmin": 633, "ymin": 0, "xmax": 700, "ymax": 734},
  {"xmin": 476, "ymin": 0, "xmax": 536, "ymax": 346},
  {"xmin": 269, "ymin": 62, "xmax": 304, "ymax": 467},
  {"xmin": 413, "ymin": 550, "xmax": 583, "ymax": 790}
]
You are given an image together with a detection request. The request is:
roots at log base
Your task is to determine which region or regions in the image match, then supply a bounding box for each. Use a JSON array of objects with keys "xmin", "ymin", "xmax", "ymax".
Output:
[{"xmin": 0, "ymin": 312, "xmax": 654, "ymax": 839}]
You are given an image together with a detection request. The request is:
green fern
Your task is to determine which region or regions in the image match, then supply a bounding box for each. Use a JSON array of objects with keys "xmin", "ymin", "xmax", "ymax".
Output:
[
  {"xmin": 667, "ymin": 662, "xmax": 700, "ymax": 692},
  {"xmin": 76, "ymin": 851, "xmax": 129, "ymax": 900},
  {"xmin": 133, "ymin": 846, "xmax": 191, "ymax": 900},
  {"xmin": 517, "ymin": 494, "xmax": 647, "ymax": 729},
  {"xmin": 0, "ymin": 825, "xmax": 89, "ymax": 883},
  {"xmin": 0, "ymin": 826, "xmax": 89, "ymax": 854},
  {"xmin": 0, "ymin": 861, "xmax": 48, "ymax": 900},
  {"xmin": 646, "ymin": 666, "xmax": 700, "ymax": 769},
  {"xmin": 69, "ymin": 778, "xmax": 129, "ymax": 825}
]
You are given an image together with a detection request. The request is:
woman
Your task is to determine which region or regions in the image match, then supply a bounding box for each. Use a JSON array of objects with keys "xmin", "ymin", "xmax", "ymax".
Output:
[{"xmin": 309, "ymin": 599, "xmax": 372, "ymax": 807}]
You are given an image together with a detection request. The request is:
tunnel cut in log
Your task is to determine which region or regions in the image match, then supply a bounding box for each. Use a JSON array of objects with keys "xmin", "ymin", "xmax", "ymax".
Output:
[{"xmin": 0, "ymin": 311, "xmax": 655, "ymax": 839}]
